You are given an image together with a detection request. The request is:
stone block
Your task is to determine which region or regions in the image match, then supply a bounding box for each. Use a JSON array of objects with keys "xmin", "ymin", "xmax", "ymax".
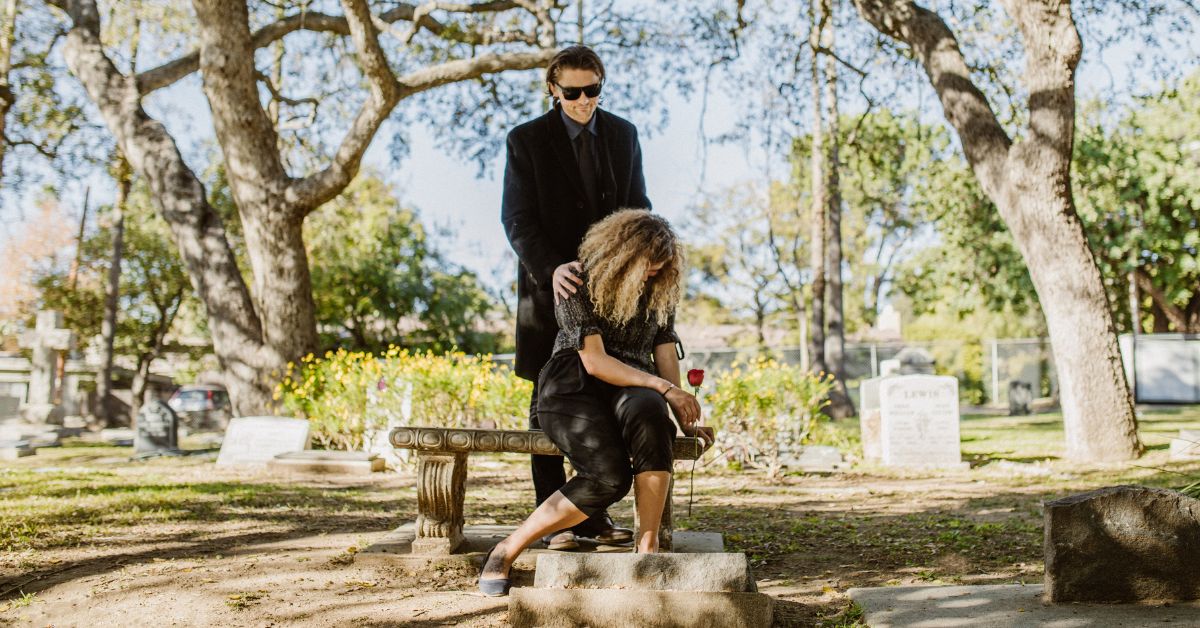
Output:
[
  {"xmin": 1044, "ymin": 485, "xmax": 1200, "ymax": 603},
  {"xmin": 0, "ymin": 439, "xmax": 35, "ymax": 460},
  {"xmin": 509, "ymin": 589, "xmax": 773, "ymax": 628},
  {"xmin": 1170, "ymin": 429, "xmax": 1200, "ymax": 461},
  {"xmin": 268, "ymin": 450, "xmax": 385, "ymax": 475},
  {"xmin": 533, "ymin": 552, "xmax": 757, "ymax": 592}
]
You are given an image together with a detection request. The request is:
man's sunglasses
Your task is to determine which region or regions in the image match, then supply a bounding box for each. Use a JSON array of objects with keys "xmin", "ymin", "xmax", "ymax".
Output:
[{"xmin": 556, "ymin": 82, "xmax": 602, "ymax": 101}]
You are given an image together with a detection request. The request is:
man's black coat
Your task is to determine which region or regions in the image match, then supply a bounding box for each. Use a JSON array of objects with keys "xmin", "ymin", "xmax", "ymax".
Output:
[{"xmin": 501, "ymin": 106, "xmax": 651, "ymax": 381}]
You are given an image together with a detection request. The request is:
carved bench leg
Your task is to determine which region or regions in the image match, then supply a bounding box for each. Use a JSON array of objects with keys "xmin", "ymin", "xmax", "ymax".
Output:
[{"xmin": 412, "ymin": 451, "xmax": 467, "ymax": 555}]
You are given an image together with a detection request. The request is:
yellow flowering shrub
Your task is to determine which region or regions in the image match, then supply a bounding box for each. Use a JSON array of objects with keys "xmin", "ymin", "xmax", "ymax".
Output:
[
  {"xmin": 276, "ymin": 346, "xmax": 532, "ymax": 450},
  {"xmin": 704, "ymin": 356, "xmax": 835, "ymax": 478}
]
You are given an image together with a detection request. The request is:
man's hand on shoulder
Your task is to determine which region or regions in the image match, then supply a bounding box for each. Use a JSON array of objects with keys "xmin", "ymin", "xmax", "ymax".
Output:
[{"xmin": 553, "ymin": 261, "xmax": 584, "ymax": 303}]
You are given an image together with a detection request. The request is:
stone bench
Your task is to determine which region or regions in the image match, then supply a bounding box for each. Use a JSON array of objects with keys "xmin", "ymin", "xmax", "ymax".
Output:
[{"xmin": 390, "ymin": 426, "xmax": 709, "ymax": 555}]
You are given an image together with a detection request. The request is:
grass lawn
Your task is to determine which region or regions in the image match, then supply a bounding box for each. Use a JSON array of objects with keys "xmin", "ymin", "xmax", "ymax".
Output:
[{"xmin": 1, "ymin": 407, "xmax": 1198, "ymax": 626}]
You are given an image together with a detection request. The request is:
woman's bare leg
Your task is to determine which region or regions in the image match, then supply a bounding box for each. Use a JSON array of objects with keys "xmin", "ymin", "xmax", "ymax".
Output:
[
  {"xmin": 632, "ymin": 470, "xmax": 671, "ymax": 553},
  {"xmin": 481, "ymin": 491, "xmax": 589, "ymax": 580}
]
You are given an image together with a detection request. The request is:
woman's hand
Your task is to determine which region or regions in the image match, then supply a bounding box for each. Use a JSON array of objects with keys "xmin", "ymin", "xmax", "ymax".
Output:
[
  {"xmin": 682, "ymin": 424, "xmax": 715, "ymax": 448},
  {"xmin": 664, "ymin": 386, "xmax": 701, "ymax": 428}
]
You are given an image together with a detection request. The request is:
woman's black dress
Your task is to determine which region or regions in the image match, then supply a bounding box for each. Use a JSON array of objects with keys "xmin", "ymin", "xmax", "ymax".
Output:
[{"xmin": 535, "ymin": 281, "xmax": 682, "ymax": 515}]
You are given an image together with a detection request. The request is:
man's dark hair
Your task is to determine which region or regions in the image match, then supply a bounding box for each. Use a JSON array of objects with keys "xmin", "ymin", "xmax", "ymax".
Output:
[{"xmin": 545, "ymin": 45, "xmax": 606, "ymax": 104}]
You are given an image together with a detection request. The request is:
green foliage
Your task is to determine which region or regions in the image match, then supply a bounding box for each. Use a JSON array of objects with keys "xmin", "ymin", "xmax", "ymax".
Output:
[
  {"xmin": 305, "ymin": 171, "xmax": 500, "ymax": 354},
  {"xmin": 1073, "ymin": 72, "xmax": 1200, "ymax": 333},
  {"xmin": 276, "ymin": 347, "xmax": 531, "ymax": 451},
  {"xmin": 703, "ymin": 356, "xmax": 835, "ymax": 478},
  {"xmin": 35, "ymin": 179, "xmax": 194, "ymax": 362}
]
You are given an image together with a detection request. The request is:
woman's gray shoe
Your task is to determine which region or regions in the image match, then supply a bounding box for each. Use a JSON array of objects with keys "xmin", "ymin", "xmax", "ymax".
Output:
[{"xmin": 478, "ymin": 546, "xmax": 511, "ymax": 597}]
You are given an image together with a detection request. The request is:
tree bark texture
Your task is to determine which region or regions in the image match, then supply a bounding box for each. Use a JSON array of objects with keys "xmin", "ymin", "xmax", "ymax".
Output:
[
  {"xmin": 0, "ymin": 0, "xmax": 18, "ymax": 184},
  {"xmin": 851, "ymin": 0, "xmax": 1141, "ymax": 461},
  {"xmin": 54, "ymin": 0, "xmax": 555, "ymax": 415},
  {"xmin": 807, "ymin": 0, "xmax": 828, "ymax": 376},
  {"xmin": 815, "ymin": 0, "xmax": 855, "ymax": 418},
  {"xmin": 96, "ymin": 157, "xmax": 128, "ymax": 426}
]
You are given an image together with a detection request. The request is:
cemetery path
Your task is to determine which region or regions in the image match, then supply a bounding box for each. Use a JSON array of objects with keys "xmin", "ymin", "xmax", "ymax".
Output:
[{"xmin": 1, "ymin": 431, "xmax": 1198, "ymax": 626}]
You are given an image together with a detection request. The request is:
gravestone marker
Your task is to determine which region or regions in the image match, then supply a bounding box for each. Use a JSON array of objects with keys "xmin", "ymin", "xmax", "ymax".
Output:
[
  {"xmin": 858, "ymin": 376, "xmax": 887, "ymax": 462},
  {"xmin": 0, "ymin": 439, "xmax": 35, "ymax": 460},
  {"xmin": 216, "ymin": 416, "xmax": 310, "ymax": 466},
  {"xmin": 1008, "ymin": 380, "xmax": 1033, "ymax": 415},
  {"xmin": 18, "ymin": 311, "xmax": 75, "ymax": 425},
  {"xmin": 134, "ymin": 400, "xmax": 180, "ymax": 458},
  {"xmin": 879, "ymin": 375, "xmax": 963, "ymax": 468},
  {"xmin": 1170, "ymin": 429, "xmax": 1200, "ymax": 461}
]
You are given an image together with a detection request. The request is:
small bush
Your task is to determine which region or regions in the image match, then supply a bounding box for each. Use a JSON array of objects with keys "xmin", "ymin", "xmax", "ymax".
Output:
[
  {"xmin": 703, "ymin": 356, "xmax": 836, "ymax": 478},
  {"xmin": 276, "ymin": 347, "xmax": 531, "ymax": 450}
]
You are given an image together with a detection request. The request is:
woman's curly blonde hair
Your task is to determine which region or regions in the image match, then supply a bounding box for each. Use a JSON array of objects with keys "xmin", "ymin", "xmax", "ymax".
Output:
[{"xmin": 578, "ymin": 209, "xmax": 684, "ymax": 327}]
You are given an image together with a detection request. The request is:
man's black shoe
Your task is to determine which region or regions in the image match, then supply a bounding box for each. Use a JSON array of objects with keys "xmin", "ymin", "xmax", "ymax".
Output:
[{"xmin": 573, "ymin": 513, "xmax": 633, "ymax": 545}]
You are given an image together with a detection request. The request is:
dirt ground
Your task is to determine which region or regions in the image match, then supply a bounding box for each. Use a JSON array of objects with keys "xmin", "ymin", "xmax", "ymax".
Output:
[{"xmin": 2, "ymin": 418, "xmax": 1198, "ymax": 627}]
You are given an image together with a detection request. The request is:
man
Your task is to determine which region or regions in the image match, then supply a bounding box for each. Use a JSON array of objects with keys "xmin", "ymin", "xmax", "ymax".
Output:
[{"xmin": 501, "ymin": 45, "xmax": 651, "ymax": 550}]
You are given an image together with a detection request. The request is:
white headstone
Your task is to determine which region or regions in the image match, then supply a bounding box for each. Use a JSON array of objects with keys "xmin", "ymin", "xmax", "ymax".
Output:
[
  {"xmin": 216, "ymin": 416, "xmax": 310, "ymax": 466},
  {"xmin": 18, "ymin": 311, "xmax": 75, "ymax": 424},
  {"xmin": 366, "ymin": 377, "xmax": 413, "ymax": 468},
  {"xmin": 879, "ymin": 359, "xmax": 902, "ymax": 377},
  {"xmin": 858, "ymin": 376, "xmax": 887, "ymax": 462},
  {"xmin": 1169, "ymin": 429, "xmax": 1200, "ymax": 461},
  {"xmin": 878, "ymin": 375, "xmax": 963, "ymax": 468}
]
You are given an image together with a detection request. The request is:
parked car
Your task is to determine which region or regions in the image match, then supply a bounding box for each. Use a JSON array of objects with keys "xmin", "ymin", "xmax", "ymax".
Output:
[{"xmin": 167, "ymin": 384, "xmax": 232, "ymax": 431}]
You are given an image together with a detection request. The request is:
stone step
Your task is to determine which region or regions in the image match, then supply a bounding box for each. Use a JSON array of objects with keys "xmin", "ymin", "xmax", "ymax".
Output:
[
  {"xmin": 510, "ymin": 588, "xmax": 774, "ymax": 628},
  {"xmin": 532, "ymin": 552, "xmax": 757, "ymax": 593}
]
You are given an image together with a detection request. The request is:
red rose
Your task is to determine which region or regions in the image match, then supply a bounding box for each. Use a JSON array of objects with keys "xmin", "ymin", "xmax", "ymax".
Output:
[{"xmin": 687, "ymin": 369, "xmax": 705, "ymax": 387}]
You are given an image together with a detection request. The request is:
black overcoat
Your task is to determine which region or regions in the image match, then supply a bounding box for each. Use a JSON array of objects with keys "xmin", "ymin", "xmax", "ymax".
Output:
[{"xmin": 501, "ymin": 106, "xmax": 651, "ymax": 381}]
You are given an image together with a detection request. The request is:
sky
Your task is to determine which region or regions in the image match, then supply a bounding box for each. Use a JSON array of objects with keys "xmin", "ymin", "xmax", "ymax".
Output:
[{"xmin": 2, "ymin": 6, "xmax": 1197, "ymax": 297}]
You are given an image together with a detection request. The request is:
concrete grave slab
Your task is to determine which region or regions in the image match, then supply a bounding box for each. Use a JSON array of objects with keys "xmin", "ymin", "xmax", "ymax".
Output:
[
  {"xmin": 0, "ymin": 439, "xmax": 35, "ymax": 460},
  {"xmin": 532, "ymin": 552, "xmax": 757, "ymax": 592},
  {"xmin": 850, "ymin": 583, "xmax": 1200, "ymax": 628},
  {"xmin": 356, "ymin": 523, "xmax": 723, "ymax": 566},
  {"xmin": 268, "ymin": 450, "xmax": 384, "ymax": 475},
  {"xmin": 509, "ymin": 588, "xmax": 774, "ymax": 628},
  {"xmin": 1170, "ymin": 429, "xmax": 1200, "ymax": 461}
]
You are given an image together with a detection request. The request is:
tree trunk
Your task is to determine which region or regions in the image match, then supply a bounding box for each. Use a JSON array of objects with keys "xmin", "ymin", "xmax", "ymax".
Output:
[
  {"xmin": 0, "ymin": 0, "xmax": 17, "ymax": 184},
  {"xmin": 816, "ymin": 0, "xmax": 855, "ymax": 419},
  {"xmin": 851, "ymin": 0, "xmax": 1141, "ymax": 461},
  {"xmin": 96, "ymin": 157, "xmax": 129, "ymax": 426},
  {"xmin": 56, "ymin": 0, "xmax": 555, "ymax": 415},
  {"xmin": 807, "ymin": 0, "xmax": 828, "ymax": 376},
  {"xmin": 60, "ymin": 0, "xmax": 272, "ymax": 415}
]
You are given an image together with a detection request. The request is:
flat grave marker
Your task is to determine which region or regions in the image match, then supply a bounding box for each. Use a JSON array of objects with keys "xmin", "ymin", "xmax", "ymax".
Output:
[{"xmin": 215, "ymin": 416, "xmax": 310, "ymax": 466}]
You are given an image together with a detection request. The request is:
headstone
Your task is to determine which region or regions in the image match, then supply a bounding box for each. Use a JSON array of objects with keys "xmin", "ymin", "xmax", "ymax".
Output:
[
  {"xmin": 878, "ymin": 375, "xmax": 963, "ymax": 468},
  {"xmin": 0, "ymin": 439, "xmax": 35, "ymax": 460},
  {"xmin": 215, "ymin": 416, "xmax": 310, "ymax": 466},
  {"xmin": 100, "ymin": 427, "xmax": 135, "ymax": 446},
  {"xmin": 366, "ymin": 377, "xmax": 413, "ymax": 469},
  {"xmin": 1008, "ymin": 380, "xmax": 1033, "ymax": 415},
  {"xmin": 786, "ymin": 445, "xmax": 844, "ymax": 472},
  {"xmin": 0, "ymin": 421, "xmax": 62, "ymax": 447},
  {"xmin": 17, "ymin": 311, "xmax": 75, "ymax": 425},
  {"xmin": 1169, "ymin": 429, "xmax": 1200, "ymax": 461},
  {"xmin": 878, "ymin": 359, "xmax": 901, "ymax": 377},
  {"xmin": 134, "ymin": 400, "xmax": 180, "ymax": 457},
  {"xmin": 1044, "ymin": 485, "xmax": 1200, "ymax": 603},
  {"xmin": 858, "ymin": 376, "xmax": 886, "ymax": 462},
  {"xmin": 0, "ymin": 396, "xmax": 18, "ymax": 418},
  {"xmin": 894, "ymin": 347, "xmax": 936, "ymax": 375}
]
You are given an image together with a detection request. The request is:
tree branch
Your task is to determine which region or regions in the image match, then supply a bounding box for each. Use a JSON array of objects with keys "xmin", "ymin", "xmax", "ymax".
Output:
[
  {"xmin": 850, "ymin": 0, "xmax": 1013, "ymax": 198},
  {"xmin": 1135, "ymin": 267, "xmax": 1188, "ymax": 331},
  {"xmin": 135, "ymin": 2, "xmax": 522, "ymax": 95},
  {"xmin": 286, "ymin": 48, "xmax": 556, "ymax": 209}
]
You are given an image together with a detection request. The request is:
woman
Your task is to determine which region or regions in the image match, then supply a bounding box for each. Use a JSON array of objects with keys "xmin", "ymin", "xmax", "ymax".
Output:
[{"xmin": 479, "ymin": 209, "xmax": 714, "ymax": 596}]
